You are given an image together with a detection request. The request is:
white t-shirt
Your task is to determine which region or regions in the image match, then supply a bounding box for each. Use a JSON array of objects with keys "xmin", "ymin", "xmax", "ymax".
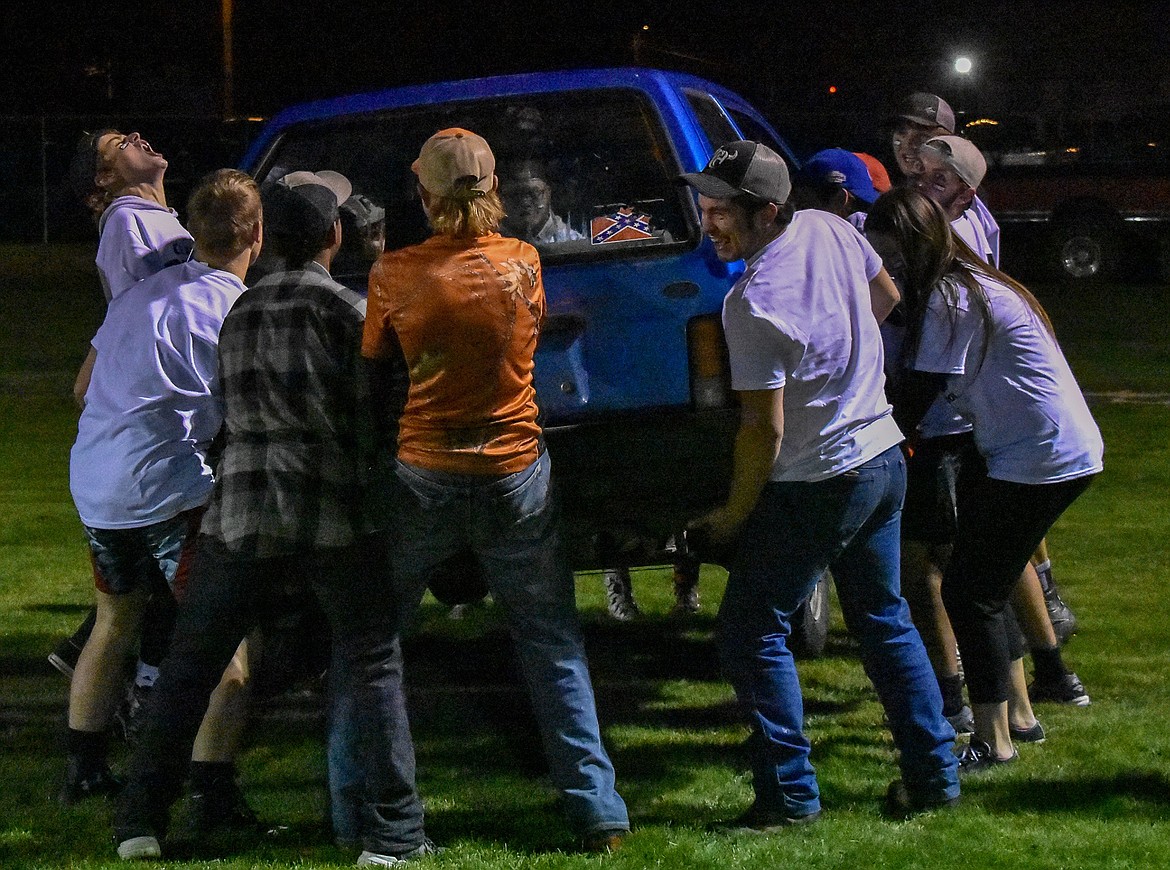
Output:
[
  {"xmin": 71, "ymin": 260, "xmax": 246, "ymax": 528},
  {"xmin": 911, "ymin": 197, "xmax": 1002, "ymax": 439},
  {"xmin": 952, "ymin": 194, "xmax": 1001, "ymax": 268},
  {"xmin": 723, "ymin": 209, "xmax": 903, "ymax": 482},
  {"xmin": 95, "ymin": 196, "xmax": 194, "ymax": 302},
  {"xmin": 912, "ymin": 273, "xmax": 1103, "ymax": 484}
]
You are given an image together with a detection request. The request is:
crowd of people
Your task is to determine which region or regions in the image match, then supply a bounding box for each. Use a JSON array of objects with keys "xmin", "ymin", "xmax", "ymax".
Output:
[{"xmin": 54, "ymin": 90, "xmax": 1101, "ymax": 863}]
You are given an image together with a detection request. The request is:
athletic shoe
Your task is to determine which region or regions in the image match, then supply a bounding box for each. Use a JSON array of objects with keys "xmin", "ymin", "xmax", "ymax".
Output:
[
  {"xmin": 114, "ymin": 683, "xmax": 152, "ymax": 746},
  {"xmin": 957, "ymin": 738, "xmax": 1018, "ymax": 774},
  {"xmin": 884, "ymin": 779, "xmax": 960, "ymax": 819},
  {"xmin": 1036, "ymin": 565, "xmax": 1078, "ymax": 643},
  {"xmin": 116, "ymin": 835, "xmax": 161, "ymax": 860},
  {"xmin": 1029, "ymin": 672, "xmax": 1090, "ymax": 706},
  {"xmin": 602, "ymin": 568, "xmax": 640, "ymax": 621},
  {"xmin": 718, "ymin": 804, "xmax": 822, "ymax": 833},
  {"xmin": 59, "ymin": 757, "xmax": 123, "ymax": 805},
  {"xmin": 946, "ymin": 705, "xmax": 975, "ymax": 735},
  {"xmin": 357, "ymin": 839, "xmax": 443, "ymax": 865},
  {"xmin": 1009, "ymin": 720, "xmax": 1046, "ymax": 743}
]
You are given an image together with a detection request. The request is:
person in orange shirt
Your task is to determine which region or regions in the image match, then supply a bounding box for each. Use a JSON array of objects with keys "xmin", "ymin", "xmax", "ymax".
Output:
[{"xmin": 363, "ymin": 128, "xmax": 630, "ymax": 853}]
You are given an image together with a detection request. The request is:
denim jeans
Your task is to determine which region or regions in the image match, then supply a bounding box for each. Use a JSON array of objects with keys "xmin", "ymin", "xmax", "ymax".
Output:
[
  {"xmin": 327, "ymin": 641, "xmax": 362, "ymax": 845},
  {"xmin": 115, "ymin": 535, "xmax": 425, "ymax": 856},
  {"xmin": 718, "ymin": 445, "xmax": 959, "ymax": 817},
  {"xmin": 390, "ymin": 450, "xmax": 629, "ymax": 836}
]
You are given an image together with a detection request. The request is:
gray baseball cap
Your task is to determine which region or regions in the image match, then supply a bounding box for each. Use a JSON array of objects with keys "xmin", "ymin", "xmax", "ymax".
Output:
[
  {"xmin": 923, "ymin": 136, "xmax": 987, "ymax": 188},
  {"xmin": 678, "ymin": 140, "xmax": 792, "ymax": 205},
  {"xmin": 893, "ymin": 92, "xmax": 956, "ymax": 133}
]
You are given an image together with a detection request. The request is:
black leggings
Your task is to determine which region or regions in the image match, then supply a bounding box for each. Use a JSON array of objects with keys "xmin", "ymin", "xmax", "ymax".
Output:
[{"xmin": 942, "ymin": 468, "xmax": 1094, "ymax": 705}]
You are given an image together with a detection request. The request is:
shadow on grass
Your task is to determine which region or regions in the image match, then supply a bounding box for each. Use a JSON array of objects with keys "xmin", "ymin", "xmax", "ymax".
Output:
[
  {"xmin": 0, "ymin": 597, "xmax": 894, "ymax": 861},
  {"xmin": 0, "ymin": 629, "xmax": 81, "ymax": 678},
  {"xmin": 977, "ymin": 770, "xmax": 1170, "ymax": 819},
  {"xmin": 23, "ymin": 602, "xmax": 92, "ymax": 615}
]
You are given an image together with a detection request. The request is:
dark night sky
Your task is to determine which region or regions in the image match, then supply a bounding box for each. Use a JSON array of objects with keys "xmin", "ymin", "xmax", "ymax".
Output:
[
  {"xmin": 2, "ymin": 1, "xmax": 1167, "ymax": 243},
  {"xmin": 4, "ymin": 1, "xmax": 1169, "ymax": 121}
]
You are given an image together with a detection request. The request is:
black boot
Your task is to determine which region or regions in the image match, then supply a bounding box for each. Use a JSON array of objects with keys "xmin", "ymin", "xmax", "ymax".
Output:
[
  {"xmin": 602, "ymin": 568, "xmax": 640, "ymax": 621},
  {"xmin": 60, "ymin": 729, "xmax": 122, "ymax": 805},
  {"xmin": 187, "ymin": 762, "xmax": 259, "ymax": 837}
]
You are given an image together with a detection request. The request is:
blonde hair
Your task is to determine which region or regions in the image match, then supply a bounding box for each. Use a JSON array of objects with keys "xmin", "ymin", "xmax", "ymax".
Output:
[
  {"xmin": 187, "ymin": 169, "xmax": 261, "ymax": 259},
  {"xmin": 427, "ymin": 187, "xmax": 505, "ymax": 239}
]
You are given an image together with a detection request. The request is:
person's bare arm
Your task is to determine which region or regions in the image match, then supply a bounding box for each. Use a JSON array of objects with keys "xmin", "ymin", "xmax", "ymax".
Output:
[
  {"xmin": 869, "ymin": 267, "xmax": 901, "ymax": 324},
  {"xmin": 73, "ymin": 345, "xmax": 97, "ymax": 408},
  {"xmin": 690, "ymin": 387, "xmax": 784, "ymax": 542}
]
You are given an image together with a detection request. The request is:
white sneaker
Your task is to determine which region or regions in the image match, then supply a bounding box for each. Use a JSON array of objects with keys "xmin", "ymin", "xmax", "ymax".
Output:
[
  {"xmin": 117, "ymin": 835, "xmax": 161, "ymax": 860},
  {"xmin": 357, "ymin": 853, "xmax": 406, "ymax": 867},
  {"xmin": 357, "ymin": 839, "xmax": 442, "ymax": 866}
]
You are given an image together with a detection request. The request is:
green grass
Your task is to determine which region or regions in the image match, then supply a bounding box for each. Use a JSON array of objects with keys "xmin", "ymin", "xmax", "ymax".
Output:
[{"xmin": 2, "ymin": 246, "xmax": 1169, "ymax": 868}]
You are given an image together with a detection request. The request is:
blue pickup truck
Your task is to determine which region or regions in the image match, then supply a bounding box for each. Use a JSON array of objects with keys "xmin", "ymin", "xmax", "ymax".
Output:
[{"xmin": 240, "ymin": 67, "xmax": 798, "ymax": 570}]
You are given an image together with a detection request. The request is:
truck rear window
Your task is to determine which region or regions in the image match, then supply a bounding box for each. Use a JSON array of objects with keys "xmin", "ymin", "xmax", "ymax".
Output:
[{"xmin": 254, "ymin": 88, "xmax": 694, "ymax": 259}]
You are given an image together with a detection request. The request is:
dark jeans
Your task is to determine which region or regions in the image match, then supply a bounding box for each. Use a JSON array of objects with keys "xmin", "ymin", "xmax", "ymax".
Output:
[
  {"xmin": 718, "ymin": 446, "xmax": 958, "ymax": 817},
  {"xmin": 115, "ymin": 534, "xmax": 425, "ymax": 856},
  {"xmin": 942, "ymin": 470, "xmax": 1095, "ymax": 704}
]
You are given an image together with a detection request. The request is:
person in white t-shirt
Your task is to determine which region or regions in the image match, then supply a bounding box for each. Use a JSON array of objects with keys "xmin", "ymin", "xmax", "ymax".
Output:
[
  {"xmin": 886, "ymin": 91, "xmax": 1001, "ymax": 268},
  {"xmin": 68, "ymin": 129, "xmax": 194, "ymax": 402},
  {"xmin": 61, "ymin": 170, "xmax": 262, "ymax": 809},
  {"xmin": 499, "ymin": 157, "xmax": 584, "ymax": 245},
  {"xmin": 917, "ymin": 134, "xmax": 1076, "ymax": 642},
  {"xmin": 53, "ymin": 130, "xmax": 197, "ymax": 711},
  {"xmin": 679, "ymin": 140, "xmax": 959, "ymax": 825},
  {"xmin": 865, "ymin": 187, "xmax": 1102, "ymax": 773},
  {"xmin": 910, "ymin": 137, "xmax": 1089, "ymax": 717}
]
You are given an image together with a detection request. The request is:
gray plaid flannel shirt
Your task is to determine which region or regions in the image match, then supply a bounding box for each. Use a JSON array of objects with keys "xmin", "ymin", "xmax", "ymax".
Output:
[{"xmin": 201, "ymin": 266, "xmax": 383, "ymax": 557}]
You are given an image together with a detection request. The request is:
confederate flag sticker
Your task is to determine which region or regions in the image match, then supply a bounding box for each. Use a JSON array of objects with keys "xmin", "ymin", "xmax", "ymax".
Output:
[{"xmin": 591, "ymin": 207, "xmax": 654, "ymax": 245}]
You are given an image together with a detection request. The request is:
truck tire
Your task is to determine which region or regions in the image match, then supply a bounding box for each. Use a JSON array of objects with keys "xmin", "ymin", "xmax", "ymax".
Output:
[
  {"xmin": 1050, "ymin": 218, "xmax": 1115, "ymax": 281},
  {"xmin": 790, "ymin": 571, "xmax": 831, "ymax": 659},
  {"xmin": 427, "ymin": 548, "xmax": 489, "ymax": 607}
]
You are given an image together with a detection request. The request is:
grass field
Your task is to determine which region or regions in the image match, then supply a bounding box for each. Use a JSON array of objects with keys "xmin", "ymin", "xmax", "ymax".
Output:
[{"xmin": 1, "ymin": 245, "xmax": 1168, "ymax": 869}]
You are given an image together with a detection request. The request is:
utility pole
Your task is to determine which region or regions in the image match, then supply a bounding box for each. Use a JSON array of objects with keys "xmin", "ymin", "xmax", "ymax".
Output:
[{"xmin": 222, "ymin": 0, "xmax": 235, "ymax": 119}]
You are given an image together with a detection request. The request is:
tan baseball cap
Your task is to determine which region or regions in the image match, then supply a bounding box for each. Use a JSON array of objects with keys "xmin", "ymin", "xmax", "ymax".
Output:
[
  {"xmin": 923, "ymin": 135, "xmax": 987, "ymax": 188},
  {"xmin": 412, "ymin": 128, "xmax": 496, "ymax": 198}
]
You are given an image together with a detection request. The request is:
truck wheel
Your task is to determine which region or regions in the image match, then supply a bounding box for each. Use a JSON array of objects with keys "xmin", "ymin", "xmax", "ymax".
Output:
[
  {"xmin": 1050, "ymin": 219, "xmax": 1115, "ymax": 281},
  {"xmin": 790, "ymin": 571, "xmax": 831, "ymax": 659},
  {"xmin": 427, "ymin": 548, "xmax": 489, "ymax": 607}
]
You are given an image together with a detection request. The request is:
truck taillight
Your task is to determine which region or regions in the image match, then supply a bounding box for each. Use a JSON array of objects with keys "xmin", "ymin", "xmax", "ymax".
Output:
[{"xmin": 687, "ymin": 314, "xmax": 733, "ymax": 409}]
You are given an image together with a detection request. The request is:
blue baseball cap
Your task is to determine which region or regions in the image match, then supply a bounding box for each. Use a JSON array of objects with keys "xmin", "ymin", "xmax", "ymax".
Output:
[{"xmin": 799, "ymin": 148, "xmax": 879, "ymax": 204}]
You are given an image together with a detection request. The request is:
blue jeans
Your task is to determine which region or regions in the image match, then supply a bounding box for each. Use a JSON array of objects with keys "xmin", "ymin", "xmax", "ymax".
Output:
[
  {"xmin": 718, "ymin": 446, "xmax": 959, "ymax": 817},
  {"xmin": 327, "ymin": 644, "xmax": 362, "ymax": 845},
  {"xmin": 390, "ymin": 451, "xmax": 629, "ymax": 836}
]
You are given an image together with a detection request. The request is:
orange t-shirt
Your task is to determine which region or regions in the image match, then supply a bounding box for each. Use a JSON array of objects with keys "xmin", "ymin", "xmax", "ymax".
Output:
[{"xmin": 363, "ymin": 232, "xmax": 545, "ymax": 475}]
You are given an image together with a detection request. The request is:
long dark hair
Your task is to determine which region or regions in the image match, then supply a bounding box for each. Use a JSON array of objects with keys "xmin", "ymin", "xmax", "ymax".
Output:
[{"xmin": 866, "ymin": 187, "xmax": 1054, "ymax": 369}]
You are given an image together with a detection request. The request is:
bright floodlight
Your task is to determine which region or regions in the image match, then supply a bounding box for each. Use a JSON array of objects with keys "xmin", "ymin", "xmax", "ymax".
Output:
[{"xmin": 955, "ymin": 56, "xmax": 973, "ymax": 75}]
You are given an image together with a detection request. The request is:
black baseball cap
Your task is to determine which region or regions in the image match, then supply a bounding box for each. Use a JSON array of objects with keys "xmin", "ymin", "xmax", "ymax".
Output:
[
  {"xmin": 678, "ymin": 140, "xmax": 792, "ymax": 205},
  {"xmin": 262, "ymin": 169, "xmax": 352, "ymax": 242}
]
